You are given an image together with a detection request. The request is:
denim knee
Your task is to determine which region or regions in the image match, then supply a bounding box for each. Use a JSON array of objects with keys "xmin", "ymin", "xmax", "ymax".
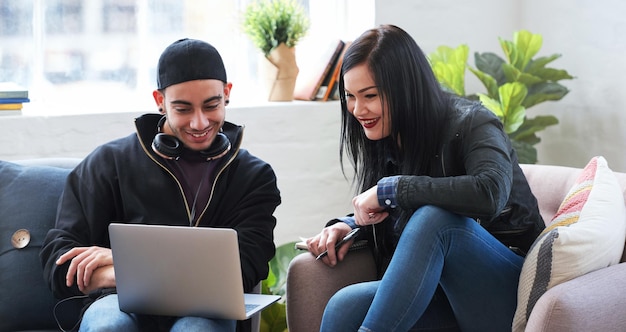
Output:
[
  {"xmin": 321, "ymin": 281, "xmax": 379, "ymax": 332},
  {"xmin": 401, "ymin": 205, "xmax": 470, "ymax": 238},
  {"xmin": 79, "ymin": 294, "xmax": 139, "ymax": 332},
  {"xmin": 170, "ymin": 316, "xmax": 236, "ymax": 332}
]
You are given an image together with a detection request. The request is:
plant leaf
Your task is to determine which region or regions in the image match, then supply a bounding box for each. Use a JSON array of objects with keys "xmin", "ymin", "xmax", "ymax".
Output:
[
  {"xmin": 431, "ymin": 63, "xmax": 465, "ymax": 95},
  {"xmin": 502, "ymin": 63, "xmax": 544, "ymax": 85},
  {"xmin": 474, "ymin": 52, "xmax": 506, "ymax": 85},
  {"xmin": 512, "ymin": 30, "xmax": 542, "ymax": 70},
  {"xmin": 428, "ymin": 45, "xmax": 469, "ymax": 96},
  {"xmin": 260, "ymin": 241, "xmax": 302, "ymax": 332},
  {"xmin": 478, "ymin": 94, "xmax": 504, "ymax": 118},
  {"xmin": 242, "ymin": 0, "xmax": 310, "ymax": 56},
  {"xmin": 525, "ymin": 54, "xmax": 560, "ymax": 72},
  {"xmin": 517, "ymin": 73, "xmax": 544, "ymax": 86},
  {"xmin": 511, "ymin": 139, "xmax": 538, "ymax": 164},
  {"xmin": 499, "ymin": 82, "xmax": 527, "ymax": 111},
  {"xmin": 469, "ymin": 67, "xmax": 498, "ymax": 98},
  {"xmin": 266, "ymin": 241, "xmax": 300, "ymax": 297},
  {"xmin": 499, "ymin": 39, "xmax": 518, "ymax": 70},
  {"xmin": 501, "ymin": 63, "xmax": 518, "ymax": 82},
  {"xmin": 260, "ymin": 302, "xmax": 288, "ymax": 332},
  {"xmin": 262, "ymin": 268, "xmax": 277, "ymax": 290},
  {"xmin": 504, "ymin": 105, "xmax": 526, "ymax": 134},
  {"xmin": 498, "ymin": 82, "xmax": 527, "ymax": 133},
  {"xmin": 523, "ymin": 82, "xmax": 570, "ymax": 108},
  {"xmin": 521, "ymin": 52, "xmax": 574, "ymax": 82},
  {"xmin": 528, "ymin": 67, "xmax": 574, "ymax": 82},
  {"xmin": 509, "ymin": 115, "xmax": 559, "ymax": 141}
]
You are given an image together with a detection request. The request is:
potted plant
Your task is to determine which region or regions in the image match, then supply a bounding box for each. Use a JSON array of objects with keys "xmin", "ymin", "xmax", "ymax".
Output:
[
  {"xmin": 242, "ymin": 0, "xmax": 310, "ymax": 101},
  {"xmin": 428, "ymin": 30, "xmax": 574, "ymax": 164},
  {"xmin": 260, "ymin": 241, "xmax": 300, "ymax": 332}
]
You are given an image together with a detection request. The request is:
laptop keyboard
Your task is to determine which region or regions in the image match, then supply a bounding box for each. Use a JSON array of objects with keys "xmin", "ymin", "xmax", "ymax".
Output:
[{"xmin": 245, "ymin": 304, "xmax": 260, "ymax": 313}]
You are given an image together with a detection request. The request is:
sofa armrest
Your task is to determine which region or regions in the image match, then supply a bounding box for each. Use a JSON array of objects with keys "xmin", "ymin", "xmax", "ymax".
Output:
[
  {"xmin": 286, "ymin": 248, "xmax": 377, "ymax": 332},
  {"xmin": 527, "ymin": 262, "xmax": 626, "ymax": 332}
]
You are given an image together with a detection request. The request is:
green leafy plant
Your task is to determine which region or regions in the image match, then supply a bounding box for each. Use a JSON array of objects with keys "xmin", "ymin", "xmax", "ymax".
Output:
[
  {"xmin": 260, "ymin": 241, "xmax": 301, "ymax": 332},
  {"xmin": 429, "ymin": 30, "xmax": 574, "ymax": 164},
  {"xmin": 242, "ymin": 0, "xmax": 310, "ymax": 56}
]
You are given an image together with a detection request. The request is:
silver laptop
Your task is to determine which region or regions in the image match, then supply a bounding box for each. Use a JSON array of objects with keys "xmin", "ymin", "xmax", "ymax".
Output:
[{"xmin": 108, "ymin": 223, "xmax": 280, "ymax": 320}]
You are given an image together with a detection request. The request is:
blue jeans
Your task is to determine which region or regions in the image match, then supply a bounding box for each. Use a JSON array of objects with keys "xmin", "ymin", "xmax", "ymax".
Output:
[
  {"xmin": 320, "ymin": 205, "xmax": 524, "ymax": 332},
  {"xmin": 79, "ymin": 294, "xmax": 236, "ymax": 332}
]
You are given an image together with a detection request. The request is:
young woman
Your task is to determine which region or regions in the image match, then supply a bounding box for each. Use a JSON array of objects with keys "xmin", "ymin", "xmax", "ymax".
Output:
[{"xmin": 306, "ymin": 25, "xmax": 544, "ymax": 332}]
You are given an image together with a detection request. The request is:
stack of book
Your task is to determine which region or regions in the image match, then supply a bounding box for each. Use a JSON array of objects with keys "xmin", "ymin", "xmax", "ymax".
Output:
[
  {"xmin": 0, "ymin": 82, "xmax": 30, "ymax": 115},
  {"xmin": 294, "ymin": 40, "xmax": 351, "ymax": 102}
]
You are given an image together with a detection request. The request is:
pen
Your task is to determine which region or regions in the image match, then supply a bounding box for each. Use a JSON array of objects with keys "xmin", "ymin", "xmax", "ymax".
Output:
[{"xmin": 316, "ymin": 228, "xmax": 361, "ymax": 260}]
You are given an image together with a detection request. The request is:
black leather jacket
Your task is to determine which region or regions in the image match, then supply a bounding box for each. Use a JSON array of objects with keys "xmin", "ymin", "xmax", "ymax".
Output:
[{"xmin": 370, "ymin": 98, "xmax": 544, "ymax": 266}]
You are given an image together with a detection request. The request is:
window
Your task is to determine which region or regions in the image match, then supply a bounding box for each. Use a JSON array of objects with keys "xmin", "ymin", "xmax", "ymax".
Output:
[{"xmin": 0, "ymin": 0, "xmax": 374, "ymax": 115}]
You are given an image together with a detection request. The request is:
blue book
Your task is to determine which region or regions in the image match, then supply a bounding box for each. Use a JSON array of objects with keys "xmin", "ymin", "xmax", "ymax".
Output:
[{"xmin": 0, "ymin": 97, "xmax": 30, "ymax": 104}]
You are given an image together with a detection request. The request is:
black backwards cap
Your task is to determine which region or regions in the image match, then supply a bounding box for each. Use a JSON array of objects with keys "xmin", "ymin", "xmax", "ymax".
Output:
[{"xmin": 157, "ymin": 38, "xmax": 227, "ymax": 89}]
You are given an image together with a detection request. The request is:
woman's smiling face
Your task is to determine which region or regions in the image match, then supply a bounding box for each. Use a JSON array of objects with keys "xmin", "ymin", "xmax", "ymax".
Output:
[{"xmin": 343, "ymin": 63, "xmax": 391, "ymax": 140}]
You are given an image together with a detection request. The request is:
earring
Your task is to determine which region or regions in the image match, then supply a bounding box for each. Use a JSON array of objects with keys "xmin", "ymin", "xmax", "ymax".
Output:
[{"xmin": 225, "ymin": 99, "xmax": 230, "ymax": 106}]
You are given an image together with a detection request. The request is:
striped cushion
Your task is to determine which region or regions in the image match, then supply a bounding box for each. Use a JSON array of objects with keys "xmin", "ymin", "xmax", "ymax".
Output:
[{"xmin": 512, "ymin": 156, "xmax": 626, "ymax": 332}]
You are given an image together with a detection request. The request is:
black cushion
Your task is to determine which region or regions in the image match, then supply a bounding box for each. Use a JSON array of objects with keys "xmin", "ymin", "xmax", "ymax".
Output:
[{"xmin": 0, "ymin": 160, "xmax": 71, "ymax": 331}]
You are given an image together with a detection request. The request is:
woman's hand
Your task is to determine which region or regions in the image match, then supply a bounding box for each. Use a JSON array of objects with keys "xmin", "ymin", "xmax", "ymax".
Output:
[
  {"xmin": 56, "ymin": 246, "xmax": 116, "ymax": 294},
  {"xmin": 306, "ymin": 222, "xmax": 352, "ymax": 267},
  {"xmin": 353, "ymin": 185, "xmax": 389, "ymax": 226}
]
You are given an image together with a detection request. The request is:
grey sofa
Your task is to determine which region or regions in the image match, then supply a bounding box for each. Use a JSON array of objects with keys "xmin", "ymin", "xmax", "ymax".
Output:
[
  {"xmin": 1, "ymin": 158, "xmax": 82, "ymax": 331},
  {"xmin": 286, "ymin": 163, "xmax": 626, "ymax": 332}
]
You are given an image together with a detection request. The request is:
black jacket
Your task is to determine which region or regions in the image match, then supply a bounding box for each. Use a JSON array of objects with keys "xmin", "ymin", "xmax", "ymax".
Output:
[
  {"xmin": 364, "ymin": 98, "xmax": 544, "ymax": 269},
  {"xmin": 40, "ymin": 114, "xmax": 281, "ymax": 300}
]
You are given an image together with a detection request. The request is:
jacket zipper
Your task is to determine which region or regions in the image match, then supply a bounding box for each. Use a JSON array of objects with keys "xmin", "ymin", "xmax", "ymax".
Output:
[
  {"xmin": 193, "ymin": 140, "xmax": 241, "ymax": 227},
  {"xmin": 138, "ymin": 136, "xmax": 193, "ymax": 221},
  {"xmin": 440, "ymin": 143, "xmax": 447, "ymax": 177},
  {"xmin": 137, "ymin": 128, "xmax": 244, "ymax": 227}
]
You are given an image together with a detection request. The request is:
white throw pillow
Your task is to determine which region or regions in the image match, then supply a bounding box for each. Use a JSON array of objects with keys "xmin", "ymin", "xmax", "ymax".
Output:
[{"xmin": 512, "ymin": 156, "xmax": 626, "ymax": 332}]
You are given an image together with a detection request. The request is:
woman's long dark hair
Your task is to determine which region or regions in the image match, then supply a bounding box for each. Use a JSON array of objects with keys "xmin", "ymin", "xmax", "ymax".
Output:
[{"xmin": 339, "ymin": 24, "xmax": 452, "ymax": 193}]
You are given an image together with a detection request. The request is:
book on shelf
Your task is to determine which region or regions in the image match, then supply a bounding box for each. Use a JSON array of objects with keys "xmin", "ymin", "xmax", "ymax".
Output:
[
  {"xmin": 0, "ymin": 97, "xmax": 30, "ymax": 104},
  {"xmin": 0, "ymin": 82, "xmax": 28, "ymax": 99},
  {"xmin": 0, "ymin": 103, "xmax": 23, "ymax": 110},
  {"xmin": 294, "ymin": 39, "xmax": 346, "ymax": 101},
  {"xmin": 0, "ymin": 110, "xmax": 23, "ymax": 116},
  {"xmin": 315, "ymin": 42, "xmax": 343, "ymax": 100},
  {"xmin": 320, "ymin": 41, "xmax": 351, "ymax": 101}
]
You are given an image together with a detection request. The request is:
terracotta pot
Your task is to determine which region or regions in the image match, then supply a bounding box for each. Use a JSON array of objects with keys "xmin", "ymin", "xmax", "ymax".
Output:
[{"xmin": 260, "ymin": 43, "xmax": 299, "ymax": 101}]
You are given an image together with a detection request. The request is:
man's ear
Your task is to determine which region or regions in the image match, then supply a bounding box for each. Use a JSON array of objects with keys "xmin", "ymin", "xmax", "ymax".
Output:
[
  {"xmin": 153, "ymin": 90, "xmax": 165, "ymax": 113},
  {"xmin": 224, "ymin": 82, "xmax": 233, "ymax": 105}
]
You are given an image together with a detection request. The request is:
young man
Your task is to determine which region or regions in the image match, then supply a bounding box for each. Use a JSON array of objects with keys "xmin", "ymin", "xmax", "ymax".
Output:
[{"xmin": 40, "ymin": 38, "xmax": 281, "ymax": 331}]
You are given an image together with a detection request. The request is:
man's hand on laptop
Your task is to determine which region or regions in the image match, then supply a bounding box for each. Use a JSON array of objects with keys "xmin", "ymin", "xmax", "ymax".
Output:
[{"xmin": 57, "ymin": 246, "xmax": 116, "ymax": 294}]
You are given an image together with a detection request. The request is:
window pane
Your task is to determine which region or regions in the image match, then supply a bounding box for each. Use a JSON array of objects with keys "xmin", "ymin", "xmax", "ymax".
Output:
[
  {"xmin": 149, "ymin": 0, "xmax": 183, "ymax": 33},
  {"xmin": 0, "ymin": 0, "xmax": 374, "ymax": 115},
  {"xmin": 0, "ymin": 0, "xmax": 32, "ymax": 36},
  {"xmin": 0, "ymin": 0, "xmax": 33, "ymax": 86},
  {"xmin": 46, "ymin": 0, "xmax": 83, "ymax": 34}
]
